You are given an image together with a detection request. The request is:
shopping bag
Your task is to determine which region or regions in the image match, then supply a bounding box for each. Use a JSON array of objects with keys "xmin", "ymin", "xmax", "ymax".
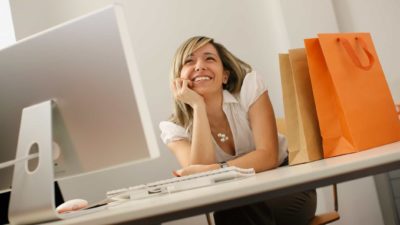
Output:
[
  {"xmin": 304, "ymin": 33, "xmax": 400, "ymax": 158},
  {"xmin": 279, "ymin": 48, "xmax": 323, "ymax": 165},
  {"xmin": 397, "ymin": 103, "xmax": 400, "ymax": 120}
]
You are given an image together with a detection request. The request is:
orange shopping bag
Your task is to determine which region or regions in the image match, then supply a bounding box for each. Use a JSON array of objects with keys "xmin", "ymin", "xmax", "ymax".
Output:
[{"xmin": 304, "ymin": 33, "xmax": 400, "ymax": 158}]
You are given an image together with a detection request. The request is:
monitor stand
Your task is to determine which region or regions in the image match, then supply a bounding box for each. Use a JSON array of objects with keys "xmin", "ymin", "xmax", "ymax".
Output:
[{"xmin": 8, "ymin": 100, "xmax": 59, "ymax": 225}]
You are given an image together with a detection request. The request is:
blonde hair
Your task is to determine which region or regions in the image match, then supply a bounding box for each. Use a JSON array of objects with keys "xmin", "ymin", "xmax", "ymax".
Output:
[{"xmin": 169, "ymin": 36, "xmax": 252, "ymax": 132}]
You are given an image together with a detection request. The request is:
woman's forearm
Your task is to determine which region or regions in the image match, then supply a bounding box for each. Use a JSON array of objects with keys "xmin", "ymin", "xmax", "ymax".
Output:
[
  {"xmin": 190, "ymin": 102, "xmax": 216, "ymax": 164},
  {"xmin": 227, "ymin": 148, "xmax": 279, "ymax": 173}
]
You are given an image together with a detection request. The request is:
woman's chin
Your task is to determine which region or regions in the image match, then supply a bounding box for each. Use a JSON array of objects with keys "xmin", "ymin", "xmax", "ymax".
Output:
[
  {"xmin": 192, "ymin": 88, "xmax": 206, "ymax": 96},
  {"xmin": 193, "ymin": 87, "xmax": 221, "ymax": 98}
]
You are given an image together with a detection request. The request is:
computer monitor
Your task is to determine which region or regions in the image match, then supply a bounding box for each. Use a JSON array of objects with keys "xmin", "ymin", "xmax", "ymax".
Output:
[{"xmin": 0, "ymin": 4, "xmax": 160, "ymax": 224}]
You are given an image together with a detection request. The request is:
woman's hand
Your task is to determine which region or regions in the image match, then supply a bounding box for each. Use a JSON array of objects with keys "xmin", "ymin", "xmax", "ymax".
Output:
[
  {"xmin": 173, "ymin": 164, "xmax": 219, "ymax": 177},
  {"xmin": 171, "ymin": 78, "xmax": 204, "ymax": 108}
]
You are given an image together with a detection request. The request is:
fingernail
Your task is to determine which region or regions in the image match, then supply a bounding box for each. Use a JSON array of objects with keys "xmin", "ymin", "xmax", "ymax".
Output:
[{"xmin": 172, "ymin": 171, "xmax": 180, "ymax": 177}]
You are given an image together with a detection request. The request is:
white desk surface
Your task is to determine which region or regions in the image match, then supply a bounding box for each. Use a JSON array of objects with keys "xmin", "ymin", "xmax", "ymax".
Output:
[{"xmin": 43, "ymin": 141, "xmax": 400, "ymax": 225}]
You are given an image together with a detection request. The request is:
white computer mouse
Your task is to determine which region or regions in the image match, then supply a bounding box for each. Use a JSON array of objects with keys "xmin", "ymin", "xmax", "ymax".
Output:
[{"xmin": 56, "ymin": 199, "xmax": 88, "ymax": 213}]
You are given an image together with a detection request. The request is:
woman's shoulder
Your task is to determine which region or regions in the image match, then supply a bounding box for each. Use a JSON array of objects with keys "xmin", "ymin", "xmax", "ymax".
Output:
[
  {"xmin": 159, "ymin": 120, "xmax": 185, "ymax": 132},
  {"xmin": 159, "ymin": 121, "xmax": 189, "ymax": 144},
  {"xmin": 239, "ymin": 71, "xmax": 267, "ymax": 110},
  {"xmin": 241, "ymin": 71, "xmax": 266, "ymax": 90}
]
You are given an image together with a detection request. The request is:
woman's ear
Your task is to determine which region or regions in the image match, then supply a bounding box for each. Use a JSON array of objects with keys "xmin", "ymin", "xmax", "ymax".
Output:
[{"xmin": 223, "ymin": 70, "xmax": 230, "ymax": 84}]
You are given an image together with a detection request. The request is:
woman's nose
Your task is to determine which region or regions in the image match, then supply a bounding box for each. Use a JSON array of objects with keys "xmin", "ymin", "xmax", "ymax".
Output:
[{"xmin": 194, "ymin": 61, "xmax": 206, "ymax": 71}]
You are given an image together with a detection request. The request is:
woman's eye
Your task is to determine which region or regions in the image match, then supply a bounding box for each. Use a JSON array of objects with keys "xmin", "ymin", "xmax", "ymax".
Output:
[
  {"xmin": 184, "ymin": 59, "xmax": 193, "ymax": 64},
  {"xmin": 206, "ymin": 57, "xmax": 215, "ymax": 61}
]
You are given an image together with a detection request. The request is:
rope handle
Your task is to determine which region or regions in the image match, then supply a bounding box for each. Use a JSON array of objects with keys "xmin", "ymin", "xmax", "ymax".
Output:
[{"xmin": 337, "ymin": 36, "xmax": 375, "ymax": 70}]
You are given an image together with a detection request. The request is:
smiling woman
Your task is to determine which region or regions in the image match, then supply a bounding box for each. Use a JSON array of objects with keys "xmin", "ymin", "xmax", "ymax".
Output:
[{"xmin": 159, "ymin": 36, "xmax": 317, "ymax": 225}]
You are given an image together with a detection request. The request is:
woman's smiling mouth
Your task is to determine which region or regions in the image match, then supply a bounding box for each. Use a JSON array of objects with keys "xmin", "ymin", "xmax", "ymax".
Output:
[{"xmin": 192, "ymin": 76, "xmax": 212, "ymax": 82}]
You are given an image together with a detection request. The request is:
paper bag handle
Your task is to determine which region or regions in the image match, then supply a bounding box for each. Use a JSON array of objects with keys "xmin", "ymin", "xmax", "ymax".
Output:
[{"xmin": 338, "ymin": 37, "xmax": 375, "ymax": 70}]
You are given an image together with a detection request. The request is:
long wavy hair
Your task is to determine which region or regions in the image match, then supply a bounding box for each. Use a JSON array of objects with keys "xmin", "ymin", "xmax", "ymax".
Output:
[{"xmin": 169, "ymin": 36, "xmax": 252, "ymax": 133}]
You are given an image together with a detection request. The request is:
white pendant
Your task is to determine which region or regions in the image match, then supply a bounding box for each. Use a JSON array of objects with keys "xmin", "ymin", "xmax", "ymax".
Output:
[{"xmin": 217, "ymin": 133, "xmax": 229, "ymax": 142}]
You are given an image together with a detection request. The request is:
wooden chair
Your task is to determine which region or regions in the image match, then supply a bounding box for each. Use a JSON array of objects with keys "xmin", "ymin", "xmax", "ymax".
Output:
[
  {"xmin": 276, "ymin": 118, "xmax": 340, "ymax": 225},
  {"xmin": 310, "ymin": 184, "xmax": 340, "ymax": 225}
]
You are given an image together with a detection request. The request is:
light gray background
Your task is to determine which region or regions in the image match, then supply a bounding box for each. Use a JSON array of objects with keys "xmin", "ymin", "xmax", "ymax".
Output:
[{"xmin": 3, "ymin": 0, "xmax": 400, "ymax": 224}]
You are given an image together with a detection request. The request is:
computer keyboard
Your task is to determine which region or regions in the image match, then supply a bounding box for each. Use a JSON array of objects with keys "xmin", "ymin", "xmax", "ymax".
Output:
[{"xmin": 106, "ymin": 166, "xmax": 255, "ymax": 201}]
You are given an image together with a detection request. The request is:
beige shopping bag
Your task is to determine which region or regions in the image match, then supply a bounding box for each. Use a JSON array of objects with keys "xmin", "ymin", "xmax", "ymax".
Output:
[{"xmin": 279, "ymin": 48, "xmax": 323, "ymax": 165}]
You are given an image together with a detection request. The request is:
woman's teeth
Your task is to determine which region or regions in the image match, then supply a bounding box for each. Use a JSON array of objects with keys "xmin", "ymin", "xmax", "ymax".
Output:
[{"xmin": 194, "ymin": 76, "xmax": 211, "ymax": 82}]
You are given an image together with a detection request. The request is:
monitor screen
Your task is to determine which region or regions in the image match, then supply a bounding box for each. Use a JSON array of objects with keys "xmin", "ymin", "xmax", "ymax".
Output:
[{"xmin": 0, "ymin": 5, "xmax": 160, "ymax": 193}]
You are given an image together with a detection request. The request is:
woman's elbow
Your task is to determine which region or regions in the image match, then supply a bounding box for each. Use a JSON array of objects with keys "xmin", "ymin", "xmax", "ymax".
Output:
[
  {"xmin": 257, "ymin": 149, "xmax": 279, "ymax": 172},
  {"xmin": 266, "ymin": 154, "xmax": 279, "ymax": 170}
]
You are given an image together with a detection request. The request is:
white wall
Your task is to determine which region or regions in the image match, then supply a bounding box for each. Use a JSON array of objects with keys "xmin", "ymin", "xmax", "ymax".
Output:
[
  {"xmin": 0, "ymin": 0, "xmax": 15, "ymax": 48},
  {"xmin": 7, "ymin": 0, "xmax": 400, "ymax": 224},
  {"xmin": 280, "ymin": 0, "xmax": 339, "ymax": 48}
]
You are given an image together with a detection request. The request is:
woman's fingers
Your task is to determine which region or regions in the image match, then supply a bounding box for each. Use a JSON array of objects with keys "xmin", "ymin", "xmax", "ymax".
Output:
[
  {"xmin": 172, "ymin": 78, "xmax": 191, "ymax": 95},
  {"xmin": 172, "ymin": 165, "xmax": 213, "ymax": 177},
  {"xmin": 172, "ymin": 78, "xmax": 189, "ymax": 90},
  {"xmin": 187, "ymin": 80, "xmax": 193, "ymax": 88},
  {"xmin": 173, "ymin": 169, "xmax": 182, "ymax": 177},
  {"xmin": 171, "ymin": 79, "xmax": 182, "ymax": 97},
  {"xmin": 171, "ymin": 78, "xmax": 203, "ymax": 107},
  {"xmin": 175, "ymin": 78, "xmax": 182, "ymax": 90},
  {"xmin": 171, "ymin": 79, "xmax": 185, "ymax": 101},
  {"xmin": 181, "ymin": 79, "xmax": 189, "ymax": 91}
]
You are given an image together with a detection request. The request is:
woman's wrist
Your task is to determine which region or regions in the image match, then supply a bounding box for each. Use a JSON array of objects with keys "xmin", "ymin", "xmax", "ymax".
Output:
[
  {"xmin": 218, "ymin": 161, "xmax": 229, "ymax": 168},
  {"xmin": 210, "ymin": 163, "xmax": 220, "ymax": 170},
  {"xmin": 210, "ymin": 161, "xmax": 230, "ymax": 170},
  {"xmin": 191, "ymin": 99, "xmax": 205, "ymax": 110}
]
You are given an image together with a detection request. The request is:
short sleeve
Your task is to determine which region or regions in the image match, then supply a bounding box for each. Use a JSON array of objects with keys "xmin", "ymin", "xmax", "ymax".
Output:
[
  {"xmin": 240, "ymin": 71, "xmax": 267, "ymax": 110},
  {"xmin": 159, "ymin": 121, "xmax": 189, "ymax": 144}
]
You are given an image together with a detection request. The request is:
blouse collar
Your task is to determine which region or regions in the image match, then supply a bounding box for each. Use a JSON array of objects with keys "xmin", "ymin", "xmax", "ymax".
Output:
[{"xmin": 222, "ymin": 90, "xmax": 238, "ymax": 104}]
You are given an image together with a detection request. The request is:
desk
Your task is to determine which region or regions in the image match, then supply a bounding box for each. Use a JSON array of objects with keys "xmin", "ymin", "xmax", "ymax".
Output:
[{"xmin": 44, "ymin": 142, "xmax": 400, "ymax": 225}]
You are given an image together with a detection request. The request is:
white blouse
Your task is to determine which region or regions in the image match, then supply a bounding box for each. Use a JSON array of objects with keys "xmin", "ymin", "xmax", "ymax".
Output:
[{"xmin": 159, "ymin": 71, "xmax": 288, "ymax": 164}]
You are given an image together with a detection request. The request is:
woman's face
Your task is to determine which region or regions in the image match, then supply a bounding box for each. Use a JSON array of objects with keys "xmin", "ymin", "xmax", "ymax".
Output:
[{"xmin": 179, "ymin": 43, "xmax": 228, "ymax": 96}]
